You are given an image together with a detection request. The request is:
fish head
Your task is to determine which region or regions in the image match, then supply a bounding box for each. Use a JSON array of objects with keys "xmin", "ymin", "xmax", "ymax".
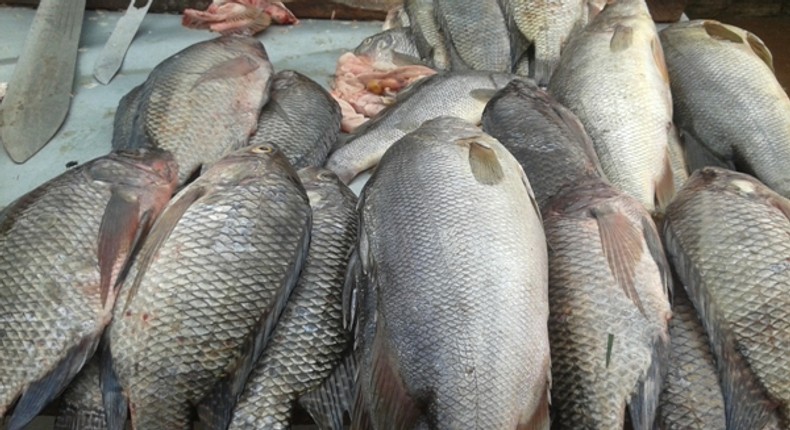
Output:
[{"xmin": 354, "ymin": 30, "xmax": 400, "ymax": 61}]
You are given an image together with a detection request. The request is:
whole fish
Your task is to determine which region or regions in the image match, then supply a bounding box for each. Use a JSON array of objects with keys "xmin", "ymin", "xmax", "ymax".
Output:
[
  {"xmin": 353, "ymin": 27, "xmax": 422, "ymax": 66},
  {"xmin": 325, "ymin": 71, "xmax": 519, "ymax": 184},
  {"xmin": 226, "ymin": 168, "xmax": 357, "ymax": 429},
  {"xmin": 249, "ymin": 71, "xmax": 342, "ymax": 169},
  {"xmin": 115, "ymin": 35, "xmax": 274, "ymax": 184},
  {"xmin": 499, "ymin": 0, "xmax": 587, "ymax": 85},
  {"xmin": 657, "ymin": 285, "xmax": 726, "ymax": 429},
  {"xmin": 663, "ymin": 167, "xmax": 790, "ymax": 429},
  {"xmin": 112, "ymin": 83, "xmax": 143, "ymax": 150},
  {"xmin": 660, "ymin": 20, "xmax": 790, "ymax": 199},
  {"xmin": 404, "ymin": 0, "xmax": 450, "ymax": 69},
  {"xmin": 481, "ymin": 79, "xmax": 604, "ymax": 210},
  {"xmin": 550, "ymin": 0, "xmax": 676, "ymax": 214},
  {"xmin": 0, "ymin": 149, "xmax": 177, "ymax": 429},
  {"xmin": 543, "ymin": 178, "xmax": 671, "ymax": 429},
  {"xmin": 434, "ymin": 0, "xmax": 511, "ymax": 72},
  {"xmin": 54, "ymin": 356, "xmax": 110, "ymax": 430},
  {"xmin": 348, "ymin": 116, "xmax": 550, "ymax": 429},
  {"xmin": 105, "ymin": 144, "xmax": 311, "ymax": 429}
]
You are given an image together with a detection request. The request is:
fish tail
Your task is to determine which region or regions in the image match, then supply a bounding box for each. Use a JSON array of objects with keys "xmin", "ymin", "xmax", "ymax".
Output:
[
  {"xmin": 100, "ymin": 343, "xmax": 129, "ymax": 430},
  {"xmin": 298, "ymin": 352, "xmax": 357, "ymax": 430},
  {"xmin": 627, "ymin": 331, "xmax": 669, "ymax": 430}
]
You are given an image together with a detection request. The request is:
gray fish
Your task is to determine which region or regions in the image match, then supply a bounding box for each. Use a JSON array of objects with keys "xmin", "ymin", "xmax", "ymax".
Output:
[
  {"xmin": 116, "ymin": 35, "xmax": 274, "ymax": 184},
  {"xmin": 325, "ymin": 71, "xmax": 520, "ymax": 184},
  {"xmin": 481, "ymin": 79, "xmax": 604, "ymax": 210},
  {"xmin": 249, "ymin": 71, "xmax": 342, "ymax": 169},
  {"xmin": 434, "ymin": 0, "xmax": 511, "ymax": 72},
  {"xmin": 226, "ymin": 168, "xmax": 357, "ymax": 429},
  {"xmin": 112, "ymin": 84, "xmax": 143, "ymax": 150},
  {"xmin": 660, "ymin": 20, "xmax": 790, "ymax": 199},
  {"xmin": 105, "ymin": 144, "xmax": 311, "ymax": 429},
  {"xmin": 54, "ymin": 356, "xmax": 110, "ymax": 430},
  {"xmin": 348, "ymin": 116, "xmax": 550, "ymax": 429},
  {"xmin": 353, "ymin": 27, "xmax": 422, "ymax": 66},
  {"xmin": 543, "ymin": 179, "xmax": 671, "ymax": 430},
  {"xmin": 657, "ymin": 285, "xmax": 726, "ymax": 429},
  {"xmin": 549, "ymin": 0, "xmax": 676, "ymax": 214},
  {"xmin": 0, "ymin": 149, "xmax": 178, "ymax": 430},
  {"xmin": 663, "ymin": 167, "xmax": 790, "ymax": 429},
  {"xmin": 404, "ymin": 0, "xmax": 450, "ymax": 69}
]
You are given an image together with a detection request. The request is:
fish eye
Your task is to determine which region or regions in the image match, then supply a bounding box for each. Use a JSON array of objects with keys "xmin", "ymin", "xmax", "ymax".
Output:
[{"xmin": 252, "ymin": 145, "xmax": 273, "ymax": 154}]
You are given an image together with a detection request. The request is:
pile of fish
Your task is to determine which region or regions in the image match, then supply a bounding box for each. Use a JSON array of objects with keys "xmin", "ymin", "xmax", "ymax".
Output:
[{"xmin": 1, "ymin": 0, "xmax": 789, "ymax": 428}]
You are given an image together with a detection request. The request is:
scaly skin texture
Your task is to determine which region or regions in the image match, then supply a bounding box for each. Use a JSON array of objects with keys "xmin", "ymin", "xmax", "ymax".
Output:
[
  {"xmin": 543, "ymin": 179, "xmax": 671, "ymax": 429},
  {"xmin": 55, "ymin": 357, "xmax": 109, "ymax": 430},
  {"xmin": 228, "ymin": 168, "xmax": 357, "ymax": 429},
  {"xmin": 351, "ymin": 116, "xmax": 550, "ymax": 429},
  {"xmin": 108, "ymin": 145, "xmax": 311, "ymax": 430},
  {"xmin": 663, "ymin": 167, "xmax": 790, "ymax": 429},
  {"xmin": 550, "ymin": 0, "xmax": 675, "ymax": 214},
  {"xmin": 249, "ymin": 71, "xmax": 342, "ymax": 169},
  {"xmin": 0, "ymin": 149, "xmax": 177, "ymax": 422},
  {"xmin": 660, "ymin": 20, "xmax": 790, "ymax": 199},
  {"xmin": 325, "ymin": 71, "xmax": 519, "ymax": 184},
  {"xmin": 434, "ymin": 0, "xmax": 511, "ymax": 72},
  {"xmin": 118, "ymin": 35, "xmax": 273, "ymax": 184},
  {"xmin": 404, "ymin": 0, "xmax": 450, "ymax": 69},
  {"xmin": 112, "ymin": 84, "xmax": 143, "ymax": 150},
  {"xmin": 481, "ymin": 79, "xmax": 604, "ymax": 210},
  {"xmin": 353, "ymin": 28, "xmax": 421, "ymax": 65},
  {"xmin": 657, "ymin": 286, "xmax": 726, "ymax": 429}
]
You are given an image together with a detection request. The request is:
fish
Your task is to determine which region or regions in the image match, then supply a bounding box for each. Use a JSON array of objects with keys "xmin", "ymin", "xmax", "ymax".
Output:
[
  {"xmin": 543, "ymin": 178, "xmax": 672, "ymax": 430},
  {"xmin": 481, "ymin": 79, "xmax": 604, "ymax": 210},
  {"xmin": 224, "ymin": 167, "xmax": 357, "ymax": 429},
  {"xmin": 434, "ymin": 0, "xmax": 511, "ymax": 72},
  {"xmin": 404, "ymin": 0, "xmax": 450, "ymax": 69},
  {"xmin": 383, "ymin": 5, "xmax": 410, "ymax": 29},
  {"xmin": 112, "ymin": 84, "xmax": 143, "ymax": 150},
  {"xmin": 104, "ymin": 144, "xmax": 312, "ymax": 429},
  {"xmin": 0, "ymin": 148, "xmax": 178, "ymax": 430},
  {"xmin": 499, "ymin": 0, "xmax": 588, "ymax": 85},
  {"xmin": 353, "ymin": 27, "xmax": 422, "ymax": 67},
  {"xmin": 116, "ymin": 35, "xmax": 274, "ymax": 185},
  {"xmin": 54, "ymin": 356, "xmax": 110, "ymax": 430},
  {"xmin": 549, "ymin": 0, "xmax": 676, "ymax": 214},
  {"xmin": 347, "ymin": 116, "xmax": 550, "ymax": 429},
  {"xmin": 657, "ymin": 285, "xmax": 726, "ymax": 429},
  {"xmin": 660, "ymin": 20, "xmax": 790, "ymax": 199},
  {"xmin": 325, "ymin": 71, "xmax": 520, "ymax": 184},
  {"xmin": 662, "ymin": 167, "xmax": 790, "ymax": 429},
  {"xmin": 249, "ymin": 70, "xmax": 343, "ymax": 169}
]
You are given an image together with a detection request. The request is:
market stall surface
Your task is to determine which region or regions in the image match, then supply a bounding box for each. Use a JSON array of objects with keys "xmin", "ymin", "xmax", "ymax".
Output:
[{"xmin": 0, "ymin": 6, "xmax": 380, "ymax": 210}]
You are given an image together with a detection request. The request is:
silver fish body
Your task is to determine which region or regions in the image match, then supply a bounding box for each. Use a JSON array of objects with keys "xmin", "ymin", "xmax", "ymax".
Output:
[
  {"xmin": 325, "ymin": 71, "xmax": 520, "ymax": 184},
  {"xmin": 227, "ymin": 167, "xmax": 357, "ymax": 429},
  {"xmin": 663, "ymin": 167, "xmax": 790, "ymax": 428},
  {"xmin": 434, "ymin": 0, "xmax": 511, "ymax": 72},
  {"xmin": 660, "ymin": 20, "xmax": 790, "ymax": 199},
  {"xmin": 404, "ymin": 0, "xmax": 450, "ymax": 69},
  {"xmin": 544, "ymin": 179, "xmax": 671, "ymax": 429},
  {"xmin": 249, "ymin": 70, "xmax": 342, "ymax": 169},
  {"xmin": 349, "ymin": 116, "xmax": 550, "ymax": 429}
]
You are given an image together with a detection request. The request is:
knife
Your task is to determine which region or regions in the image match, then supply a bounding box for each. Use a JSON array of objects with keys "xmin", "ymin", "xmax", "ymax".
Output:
[
  {"xmin": 0, "ymin": 0, "xmax": 86, "ymax": 164},
  {"xmin": 93, "ymin": 0, "xmax": 152, "ymax": 85}
]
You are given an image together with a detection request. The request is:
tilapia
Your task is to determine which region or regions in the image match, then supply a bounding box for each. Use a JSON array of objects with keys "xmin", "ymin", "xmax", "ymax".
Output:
[
  {"xmin": 660, "ymin": 20, "xmax": 790, "ymax": 198},
  {"xmin": 0, "ymin": 149, "xmax": 177, "ymax": 429},
  {"xmin": 481, "ymin": 79, "xmax": 604, "ymax": 210},
  {"xmin": 105, "ymin": 144, "xmax": 311, "ymax": 429},
  {"xmin": 663, "ymin": 167, "xmax": 790, "ymax": 428},
  {"xmin": 249, "ymin": 71, "xmax": 342, "ymax": 169},
  {"xmin": 353, "ymin": 27, "xmax": 422, "ymax": 66},
  {"xmin": 657, "ymin": 285, "xmax": 726, "ymax": 429},
  {"xmin": 226, "ymin": 168, "xmax": 357, "ymax": 429},
  {"xmin": 116, "ymin": 35, "xmax": 274, "ymax": 184},
  {"xmin": 434, "ymin": 0, "xmax": 511, "ymax": 72},
  {"xmin": 549, "ymin": 0, "xmax": 676, "ymax": 214},
  {"xmin": 500, "ymin": 0, "xmax": 587, "ymax": 85},
  {"xmin": 112, "ymin": 84, "xmax": 143, "ymax": 150},
  {"xmin": 404, "ymin": 0, "xmax": 450, "ymax": 69},
  {"xmin": 325, "ymin": 71, "xmax": 520, "ymax": 184},
  {"xmin": 347, "ymin": 116, "xmax": 550, "ymax": 428},
  {"xmin": 543, "ymin": 178, "xmax": 671, "ymax": 430},
  {"xmin": 54, "ymin": 356, "xmax": 109, "ymax": 430}
]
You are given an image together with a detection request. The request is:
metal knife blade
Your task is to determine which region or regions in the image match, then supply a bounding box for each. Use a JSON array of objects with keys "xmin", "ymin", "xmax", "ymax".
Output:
[{"xmin": 93, "ymin": 0, "xmax": 152, "ymax": 85}]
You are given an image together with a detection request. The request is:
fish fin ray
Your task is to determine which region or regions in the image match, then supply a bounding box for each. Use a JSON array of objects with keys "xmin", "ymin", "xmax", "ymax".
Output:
[
  {"xmin": 100, "ymin": 342, "xmax": 129, "ymax": 430},
  {"xmin": 593, "ymin": 206, "xmax": 647, "ymax": 315},
  {"xmin": 641, "ymin": 216, "xmax": 673, "ymax": 301},
  {"xmin": 651, "ymin": 36, "xmax": 670, "ymax": 84},
  {"xmin": 192, "ymin": 55, "xmax": 260, "ymax": 90},
  {"xmin": 627, "ymin": 328, "xmax": 669, "ymax": 430},
  {"xmin": 298, "ymin": 352, "xmax": 356, "ymax": 430},
  {"xmin": 469, "ymin": 88, "xmax": 499, "ymax": 103},
  {"xmin": 746, "ymin": 32, "xmax": 774, "ymax": 71},
  {"xmin": 460, "ymin": 138, "xmax": 504, "ymax": 185},
  {"xmin": 610, "ymin": 24, "xmax": 634, "ymax": 52},
  {"xmin": 655, "ymin": 149, "xmax": 676, "ymax": 213},
  {"xmin": 98, "ymin": 190, "xmax": 141, "ymax": 307},
  {"xmin": 703, "ymin": 20, "xmax": 743, "ymax": 43},
  {"xmin": 6, "ymin": 336, "xmax": 100, "ymax": 430}
]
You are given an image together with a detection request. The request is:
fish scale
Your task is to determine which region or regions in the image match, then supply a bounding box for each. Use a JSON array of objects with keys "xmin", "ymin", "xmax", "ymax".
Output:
[
  {"xmin": 663, "ymin": 167, "xmax": 790, "ymax": 429},
  {"xmin": 108, "ymin": 146, "xmax": 311, "ymax": 429},
  {"xmin": 55, "ymin": 357, "xmax": 109, "ymax": 430}
]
